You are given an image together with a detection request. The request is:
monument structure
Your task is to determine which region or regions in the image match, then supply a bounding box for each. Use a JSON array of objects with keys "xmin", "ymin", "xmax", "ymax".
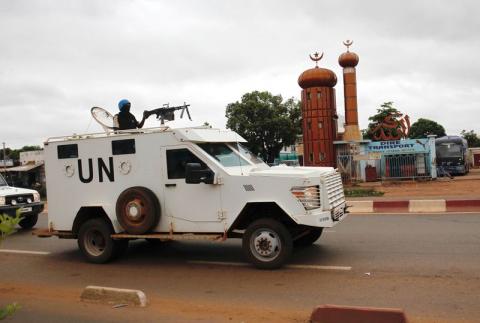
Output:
[
  {"xmin": 338, "ymin": 40, "xmax": 362, "ymax": 141},
  {"xmin": 297, "ymin": 52, "xmax": 338, "ymax": 167},
  {"xmin": 296, "ymin": 41, "xmax": 437, "ymax": 181}
]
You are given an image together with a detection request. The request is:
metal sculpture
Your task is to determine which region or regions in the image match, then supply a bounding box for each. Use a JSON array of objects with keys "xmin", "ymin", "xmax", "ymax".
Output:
[
  {"xmin": 343, "ymin": 40, "xmax": 353, "ymax": 51},
  {"xmin": 309, "ymin": 52, "xmax": 324, "ymax": 67},
  {"xmin": 370, "ymin": 113, "xmax": 411, "ymax": 141}
]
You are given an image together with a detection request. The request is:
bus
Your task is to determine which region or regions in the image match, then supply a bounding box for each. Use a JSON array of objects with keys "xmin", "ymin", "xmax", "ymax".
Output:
[{"xmin": 435, "ymin": 136, "xmax": 469, "ymax": 175}]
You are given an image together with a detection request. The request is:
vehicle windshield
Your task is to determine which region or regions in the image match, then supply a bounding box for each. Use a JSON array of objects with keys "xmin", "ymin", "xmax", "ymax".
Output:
[
  {"xmin": 197, "ymin": 143, "xmax": 251, "ymax": 167},
  {"xmin": 0, "ymin": 174, "xmax": 7, "ymax": 186},
  {"xmin": 230, "ymin": 142, "xmax": 267, "ymax": 166},
  {"xmin": 437, "ymin": 143, "xmax": 462, "ymax": 158}
]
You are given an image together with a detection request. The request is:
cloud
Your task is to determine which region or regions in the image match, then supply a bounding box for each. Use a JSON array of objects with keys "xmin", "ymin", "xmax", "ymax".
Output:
[{"xmin": 0, "ymin": 0, "xmax": 479, "ymax": 148}]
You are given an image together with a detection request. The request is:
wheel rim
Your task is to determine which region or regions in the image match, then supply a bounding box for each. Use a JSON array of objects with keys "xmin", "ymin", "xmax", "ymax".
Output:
[
  {"xmin": 250, "ymin": 228, "xmax": 281, "ymax": 261},
  {"xmin": 84, "ymin": 228, "xmax": 107, "ymax": 256},
  {"xmin": 124, "ymin": 198, "xmax": 147, "ymax": 224}
]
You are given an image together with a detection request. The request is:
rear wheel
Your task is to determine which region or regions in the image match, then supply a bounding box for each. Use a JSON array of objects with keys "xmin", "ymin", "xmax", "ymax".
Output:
[
  {"xmin": 242, "ymin": 218, "xmax": 293, "ymax": 269},
  {"xmin": 78, "ymin": 218, "xmax": 128, "ymax": 264},
  {"xmin": 19, "ymin": 213, "xmax": 39, "ymax": 229},
  {"xmin": 294, "ymin": 228, "xmax": 323, "ymax": 247}
]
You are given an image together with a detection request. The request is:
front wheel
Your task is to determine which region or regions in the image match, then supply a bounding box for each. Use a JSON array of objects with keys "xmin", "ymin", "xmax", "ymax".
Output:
[
  {"xmin": 78, "ymin": 218, "xmax": 128, "ymax": 264},
  {"xmin": 19, "ymin": 213, "xmax": 39, "ymax": 229},
  {"xmin": 242, "ymin": 218, "xmax": 293, "ymax": 269}
]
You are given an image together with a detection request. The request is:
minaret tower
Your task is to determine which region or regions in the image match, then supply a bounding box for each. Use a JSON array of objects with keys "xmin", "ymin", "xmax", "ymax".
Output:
[
  {"xmin": 298, "ymin": 52, "xmax": 338, "ymax": 167},
  {"xmin": 339, "ymin": 40, "xmax": 362, "ymax": 141}
]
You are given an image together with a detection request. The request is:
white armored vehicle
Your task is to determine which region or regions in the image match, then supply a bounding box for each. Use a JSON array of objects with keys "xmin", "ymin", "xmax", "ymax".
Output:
[{"xmin": 40, "ymin": 126, "xmax": 347, "ymax": 269}]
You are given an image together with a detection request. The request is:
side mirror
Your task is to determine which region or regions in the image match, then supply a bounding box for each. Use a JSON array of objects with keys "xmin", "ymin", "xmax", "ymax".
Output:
[{"xmin": 185, "ymin": 163, "xmax": 214, "ymax": 184}]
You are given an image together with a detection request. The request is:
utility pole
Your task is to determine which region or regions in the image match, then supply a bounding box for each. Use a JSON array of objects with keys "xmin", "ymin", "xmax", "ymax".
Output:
[
  {"xmin": 2, "ymin": 142, "xmax": 6, "ymax": 180},
  {"xmin": 2, "ymin": 142, "xmax": 7, "ymax": 174}
]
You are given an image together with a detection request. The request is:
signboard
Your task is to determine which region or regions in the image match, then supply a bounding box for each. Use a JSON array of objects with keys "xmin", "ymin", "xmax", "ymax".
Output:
[
  {"xmin": 367, "ymin": 139, "xmax": 429, "ymax": 154},
  {"xmin": 0, "ymin": 160, "xmax": 14, "ymax": 167},
  {"xmin": 353, "ymin": 154, "xmax": 369, "ymax": 161},
  {"xmin": 353, "ymin": 152, "xmax": 383, "ymax": 161},
  {"xmin": 368, "ymin": 152, "xmax": 382, "ymax": 160}
]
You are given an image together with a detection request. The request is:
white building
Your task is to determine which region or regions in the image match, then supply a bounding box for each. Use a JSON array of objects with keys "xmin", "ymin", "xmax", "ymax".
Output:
[{"xmin": 20, "ymin": 150, "xmax": 44, "ymax": 165}]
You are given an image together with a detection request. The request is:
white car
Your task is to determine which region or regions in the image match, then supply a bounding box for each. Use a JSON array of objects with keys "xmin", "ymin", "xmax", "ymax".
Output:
[{"xmin": 0, "ymin": 173, "xmax": 44, "ymax": 229}]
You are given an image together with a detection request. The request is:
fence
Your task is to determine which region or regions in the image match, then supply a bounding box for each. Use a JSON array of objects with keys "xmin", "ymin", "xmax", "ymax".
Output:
[
  {"xmin": 336, "ymin": 154, "xmax": 360, "ymax": 183},
  {"xmin": 337, "ymin": 153, "xmax": 432, "ymax": 183}
]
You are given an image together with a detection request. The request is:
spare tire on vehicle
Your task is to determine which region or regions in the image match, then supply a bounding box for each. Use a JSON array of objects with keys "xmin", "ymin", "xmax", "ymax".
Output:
[{"xmin": 116, "ymin": 186, "xmax": 160, "ymax": 234}]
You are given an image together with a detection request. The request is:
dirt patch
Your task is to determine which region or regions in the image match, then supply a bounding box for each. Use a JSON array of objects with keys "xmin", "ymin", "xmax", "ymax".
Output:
[
  {"xmin": 0, "ymin": 282, "xmax": 307, "ymax": 323},
  {"xmin": 352, "ymin": 169, "xmax": 480, "ymax": 199}
]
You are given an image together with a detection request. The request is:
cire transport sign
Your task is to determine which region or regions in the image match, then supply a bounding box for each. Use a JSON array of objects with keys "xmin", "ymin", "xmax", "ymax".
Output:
[{"xmin": 367, "ymin": 139, "xmax": 430, "ymax": 155}]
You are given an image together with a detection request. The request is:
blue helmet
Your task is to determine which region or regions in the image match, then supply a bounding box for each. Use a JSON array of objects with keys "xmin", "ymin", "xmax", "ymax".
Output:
[{"xmin": 118, "ymin": 99, "xmax": 131, "ymax": 111}]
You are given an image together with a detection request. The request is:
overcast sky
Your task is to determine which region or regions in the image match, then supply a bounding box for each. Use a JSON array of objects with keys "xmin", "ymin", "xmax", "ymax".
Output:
[{"xmin": 1, "ymin": 0, "xmax": 479, "ymax": 148}]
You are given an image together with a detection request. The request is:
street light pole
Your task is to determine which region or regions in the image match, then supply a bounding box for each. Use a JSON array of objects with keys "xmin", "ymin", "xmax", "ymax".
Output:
[{"xmin": 2, "ymin": 142, "xmax": 6, "ymax": 180}]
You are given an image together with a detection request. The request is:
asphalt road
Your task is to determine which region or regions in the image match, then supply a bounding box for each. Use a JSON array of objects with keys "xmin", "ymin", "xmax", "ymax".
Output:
[{"xmin": 1, "ymin": 212, "xmax": 479, "ymax": 322}]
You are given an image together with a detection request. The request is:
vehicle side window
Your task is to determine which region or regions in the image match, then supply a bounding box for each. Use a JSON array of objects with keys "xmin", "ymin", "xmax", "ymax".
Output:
[
  {"xmin": 112, "ymin": 139, "xmax": 136, "ymax": 155},
  {"xmin": 57, "ymin": 144, "xmax": 78, "ymax": 159},
  {"xmin": 166, "ymin": 149, "xmax": 208, "ymax": 179}
]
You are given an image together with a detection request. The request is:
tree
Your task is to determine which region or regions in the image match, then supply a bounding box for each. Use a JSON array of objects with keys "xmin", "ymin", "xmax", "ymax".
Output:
[
  {"xmin": 366, "ymin": 102, "xmax": 409, "ymax": 141},
  {"xmin": 408, "ymin": 118, "xmax": 446, "ymax": 139},
  {"xmin": 225, "ymin": 91, "xmax": 301, "ymax": 163},
  {"xmin": 461, "ymin": 130, "xmax": 480, "ymax": 147}
]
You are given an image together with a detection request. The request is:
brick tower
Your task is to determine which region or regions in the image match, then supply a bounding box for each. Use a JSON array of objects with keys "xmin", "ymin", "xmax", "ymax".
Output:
[
  {"xmin": 298, "ymin": 52, "xmax": 338, "ymax": 167},
  {"xmin": 339, "ymin": 40, "xmax": 362, "ymax": 141}
]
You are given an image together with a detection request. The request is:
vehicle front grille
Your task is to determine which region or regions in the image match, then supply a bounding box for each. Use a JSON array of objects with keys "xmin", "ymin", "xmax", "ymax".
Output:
[
  {"xmin": 324, "ymin": 172, "xmax": 345, "ymax": 210},
  {"xmin": 6, "ymin": 194, "xmax": 34, "ymax": 205}
]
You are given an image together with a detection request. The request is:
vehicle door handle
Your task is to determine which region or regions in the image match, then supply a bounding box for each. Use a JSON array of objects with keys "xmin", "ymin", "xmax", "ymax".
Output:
[{"xmin": 165, "ymin": 183, "xmax": 176, "ymax": 187}]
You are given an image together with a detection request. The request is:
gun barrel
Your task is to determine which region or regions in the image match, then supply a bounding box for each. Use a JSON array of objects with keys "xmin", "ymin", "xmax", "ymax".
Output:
[{"xmin": 145, "ymin": 104, "xmax": 191, "ymax": 121}]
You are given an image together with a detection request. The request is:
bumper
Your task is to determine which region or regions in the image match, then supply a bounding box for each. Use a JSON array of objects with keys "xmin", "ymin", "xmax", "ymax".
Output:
[
  {"xmin": 0, "ymin": 202, "xmax": 44, "ymax": 217},
  {"xmin": 437, "ymin": 166, "xmax": 466, "ymax": 174},
  {"xmin": 292, "ymin": 202, "xmax": 347, "ymax": 228}
]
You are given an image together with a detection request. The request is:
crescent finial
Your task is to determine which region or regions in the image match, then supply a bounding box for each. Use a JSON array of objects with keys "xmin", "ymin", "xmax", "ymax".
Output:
[
  {"xmin": 309, "ymin": 52, "xmax": 324, "ymax": 67},
  {"xmin": 343, "ymin": 40, "xmax": 353, "ymax": 51}
]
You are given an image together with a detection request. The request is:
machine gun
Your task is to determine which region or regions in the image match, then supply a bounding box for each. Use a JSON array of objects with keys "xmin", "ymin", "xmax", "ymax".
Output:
[{"xmin": 144, "ymin": 102, "xmax": 192, "ymax": 125}]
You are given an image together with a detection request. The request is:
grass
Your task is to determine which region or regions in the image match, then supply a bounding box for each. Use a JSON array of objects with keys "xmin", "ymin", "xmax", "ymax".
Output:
[{"xmin": 344, "ymin": 188, "xmax": 385, "ymax": 197}]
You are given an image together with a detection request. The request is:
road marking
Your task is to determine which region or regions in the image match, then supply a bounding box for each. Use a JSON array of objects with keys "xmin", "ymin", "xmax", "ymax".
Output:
[
  {"xmin": 189, "ymin": 260, "xmax": 248, "ymax": 267},
  {"xmin": 324, "ymin": 230, "xmax": 336, "ymax": 233},
  {"xmin": 0, "ymin": 249, "xmax": 50, "ymax": 255},
  {"xmin": 188, "ymin": 260, "xmax": 351, "ymax": 271},
  {"xmin": 287, "ymin": 264, "xmax": 351, "ymax": 271}
]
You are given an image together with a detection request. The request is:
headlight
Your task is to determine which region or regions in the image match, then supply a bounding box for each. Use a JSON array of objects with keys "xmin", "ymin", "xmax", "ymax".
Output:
[
  {"xmin": 0, "ymin": 196, "xmax": 5, "ymax": 206},
  {"xmin": 291, "ymin": 185, "xmax": 321, "ymax": 210},
  {"xmin": 33, "ymin": 192, "xmax": 41, "ymax": 203}
]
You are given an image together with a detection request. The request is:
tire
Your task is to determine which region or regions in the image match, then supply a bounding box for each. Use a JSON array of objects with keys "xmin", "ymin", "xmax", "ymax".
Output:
[
  {"xmin": 242, "ymin": 218, "xmax": 293, "ymax": 269},
  {"xmin": 116, "ymin": 187, "xmax": 160, "ymax": 234},
  {"xmin": 294, "ymin": 228, "xmax": 323, "ymax": 247},
  {"xmin": 19, "ymin": 213, "xmax": 39, "ymax": 229},
  {"xmin": 78, "ymin": 218, "xmax": 127, "ymax": 264}
]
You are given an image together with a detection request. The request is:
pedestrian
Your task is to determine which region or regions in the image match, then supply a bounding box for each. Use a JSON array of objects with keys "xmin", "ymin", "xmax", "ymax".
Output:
[{"xmin": 114, "ymin": 99, "xmax": 148, "ymax": 130}]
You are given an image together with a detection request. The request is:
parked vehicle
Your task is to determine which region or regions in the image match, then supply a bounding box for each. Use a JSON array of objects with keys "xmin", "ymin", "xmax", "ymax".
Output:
[
  {"xmin": 39, "ymin": 126, "xmax": 347, "ymax": 269},
  {"xmin": 436, "ymin": 136, "xmax": 469, "ymax": 175},
  {"xmin": 0, "ymin": 173, "xmax": 44, "ymax": 229}
]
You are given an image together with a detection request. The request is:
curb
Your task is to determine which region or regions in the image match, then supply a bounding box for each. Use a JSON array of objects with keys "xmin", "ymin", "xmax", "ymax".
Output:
[
  {"xmin": 311, "ymin": 304, "xmax": 408, "ymax": 323},
  {"xmin": 80, "ymin": 286, "xmax": 147, "ymax": 307},
  {"xmin": 348, "ymin": 199, "xmax": 480, "ymax": 213}
]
